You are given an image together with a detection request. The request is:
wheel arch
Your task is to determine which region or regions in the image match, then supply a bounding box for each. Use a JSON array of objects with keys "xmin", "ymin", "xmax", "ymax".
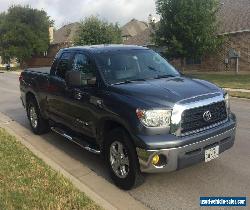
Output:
[
  {"xmin": 97, "ymin": 118, "xmax": 136, "ymax": 153},
  {"xmin": 25, "ymin": 91, "xmax": 45, "ymax": 118}
]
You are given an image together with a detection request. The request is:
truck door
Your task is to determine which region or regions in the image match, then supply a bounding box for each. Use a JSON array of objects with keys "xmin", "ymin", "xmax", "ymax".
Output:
[
  {"xmin": 63, "ymin": 52, "xmax": 100, "ymax": 138},
  {"xmin": 47, "ymin": 51, "xmax": 74, "ymax": 126}
]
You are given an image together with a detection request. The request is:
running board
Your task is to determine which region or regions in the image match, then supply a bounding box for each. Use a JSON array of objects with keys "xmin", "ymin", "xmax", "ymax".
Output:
[{"xmin": 51, "ymin": 127, "xmax": 101, "ymax": 155}]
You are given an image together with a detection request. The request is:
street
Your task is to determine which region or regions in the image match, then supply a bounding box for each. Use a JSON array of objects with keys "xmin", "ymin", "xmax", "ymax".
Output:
[{"xmin": 0, "ymin": 71, "xmax": 249, "ymax": 210}]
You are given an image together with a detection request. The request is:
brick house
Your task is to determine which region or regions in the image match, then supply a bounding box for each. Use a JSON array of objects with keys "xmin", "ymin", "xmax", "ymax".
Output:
[
  {"xmin": 26, "ymin": 20, "xmax": 150, "ymax": 68},
  {"xmin": 124, "ymin": 0, "xmax": 250, "ymax": 72},
  {"xmin": 26, "ymin": 23, "xmax": 80, "ymax": 68},
  {"xmin": 182, "ymin": 0, "xmax": 250, "ymax": 72},
  {"xmin": 121, "ymin": 19, "xmax": 149, "ymax": 42}
]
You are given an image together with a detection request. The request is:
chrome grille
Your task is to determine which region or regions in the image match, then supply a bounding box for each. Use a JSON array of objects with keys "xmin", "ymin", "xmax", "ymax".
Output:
[{"xmin": 181, "ymin": 101, "xmax": 227, "ymax": 134}]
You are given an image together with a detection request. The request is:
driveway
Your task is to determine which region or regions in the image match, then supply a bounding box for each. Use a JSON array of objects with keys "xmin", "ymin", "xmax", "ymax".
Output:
[{"xmin": 0, "ymin": 71, "xmax": 249, "ymax": 210}]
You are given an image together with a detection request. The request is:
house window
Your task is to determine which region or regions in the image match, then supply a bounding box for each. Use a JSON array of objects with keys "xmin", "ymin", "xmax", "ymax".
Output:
[{"xmin": 186, "ymin": 57, "xmax": 202, "ymax": 65}]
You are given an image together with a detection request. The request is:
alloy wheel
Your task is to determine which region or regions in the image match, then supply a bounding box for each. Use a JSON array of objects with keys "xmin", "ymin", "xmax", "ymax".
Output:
[
  {"xmin": 109, "ymin": 141, "xmax": 130, "ymax": 178},
  {"xmin": 29, "ymin": 106, "xmax": 38, "ymax": 128}
]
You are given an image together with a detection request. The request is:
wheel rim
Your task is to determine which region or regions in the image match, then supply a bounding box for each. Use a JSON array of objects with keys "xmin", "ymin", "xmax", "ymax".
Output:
[
  {"xmin": 29, "ymin": 106, "xmax": 38, "ymax": 128},
  {"xmin": 110, "ymin": 141, "xmax": 130, "ymax": 179}
]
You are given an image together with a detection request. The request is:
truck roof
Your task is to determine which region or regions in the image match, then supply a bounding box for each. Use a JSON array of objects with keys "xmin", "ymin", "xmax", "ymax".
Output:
[{"xmin": 63, "ymin": 44, "xmax": 148, "ymax": 53}]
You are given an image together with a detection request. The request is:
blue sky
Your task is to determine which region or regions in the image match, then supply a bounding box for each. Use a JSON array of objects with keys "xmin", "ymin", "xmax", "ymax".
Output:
[{"xmin": 0, "ymin": 0, "xmax": 159, "ymax": 28}]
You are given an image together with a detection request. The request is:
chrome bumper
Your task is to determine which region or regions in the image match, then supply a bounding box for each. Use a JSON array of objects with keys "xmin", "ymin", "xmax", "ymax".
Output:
[{"xmin": 136, "ymin": 127, "xmax": 236, "ymax": 173}]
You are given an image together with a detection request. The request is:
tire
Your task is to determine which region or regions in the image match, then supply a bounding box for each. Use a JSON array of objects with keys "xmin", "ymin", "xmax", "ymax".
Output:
[
  {"xmin": 105, "ymin": 128, "xmax": 144, "ymax": 190},
  {"xmin": 27, "ymin": 97, "xmax": 50, "ymax": 135}
]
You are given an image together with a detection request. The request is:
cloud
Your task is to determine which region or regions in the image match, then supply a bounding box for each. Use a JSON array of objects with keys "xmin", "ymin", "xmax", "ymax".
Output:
[{"xmin": 0, "ymin": 0, "xmax": 159, "ymax": 28}]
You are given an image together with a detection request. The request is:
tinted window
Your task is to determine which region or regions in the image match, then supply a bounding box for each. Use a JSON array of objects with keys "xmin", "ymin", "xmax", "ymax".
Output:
[
  {"xmin": 56, "ymin": 52, "xmax": 72, "ymax": 79},
  {"xmin": 72, "ymin": 53, "xmax": 95, "ymax": 77},
  {"xmin": 95, "ymin": 49, "xmax": 179, "ymax": 84}
]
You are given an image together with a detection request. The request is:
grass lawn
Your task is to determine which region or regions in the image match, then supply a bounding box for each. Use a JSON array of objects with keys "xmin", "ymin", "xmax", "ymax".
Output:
[
  {"xmin": 0, "ymin": 128, "xmax": 101, "ymax": 210},
  {"xmin": 228, "ymin": 91, "xmax": 250, "ymax": 99},
  {"xmin": 187, "ymin": 73, "xmax": 250, "ymax": 90}
]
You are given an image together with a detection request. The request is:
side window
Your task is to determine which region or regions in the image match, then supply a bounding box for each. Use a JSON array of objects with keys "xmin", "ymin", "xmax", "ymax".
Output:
[
  {"xmin": 72, "ymin": 53, "xmax": 95, "ymax": 78},
  {"xmin": 55, "ymin": 52, "xmax": 72, "ymax": 79}
]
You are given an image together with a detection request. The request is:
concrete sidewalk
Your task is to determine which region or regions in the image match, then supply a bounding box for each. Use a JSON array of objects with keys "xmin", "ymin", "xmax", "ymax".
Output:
[
  {"xmin": 0, "ymin": 112, "xmax": 148, "ymax": 210},
  {"xmin": 224, "ymin": 88, "xmax": 250, "ymax": 93}
]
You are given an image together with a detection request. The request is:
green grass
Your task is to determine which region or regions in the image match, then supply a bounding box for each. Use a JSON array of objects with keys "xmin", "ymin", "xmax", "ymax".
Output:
[
  {"xmin": 187, "ymin": 73, "xmax": 250, "ymax": 90},
  {"xmin": 0, "ymin": 128, "xmax": 101, "ymax": 210}
]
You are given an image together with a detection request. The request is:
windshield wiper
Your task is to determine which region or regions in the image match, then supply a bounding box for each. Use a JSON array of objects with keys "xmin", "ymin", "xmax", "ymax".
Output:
[
  {"xmin": 112, "ymin": 78, "xmax": 146, "ymax": 85},
  {"xmin": 153, "ymin": 74, "xmax": 176, "ymax": 79},
  {"xmin": 148, "ymin": 66, "xmax": 160, "ymax": 72}
]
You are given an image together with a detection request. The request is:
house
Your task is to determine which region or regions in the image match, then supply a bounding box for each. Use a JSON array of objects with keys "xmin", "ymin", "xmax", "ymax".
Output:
[
  {"xmin": 124, "ymin": 0, "xmax": 250, "ymax": 72},
  {"xmin": 26, "ymin": 19, "xmax": 151, "ymax": 68},
  {"xmin": 121, "ymin": 19, "xmax": 149, "ymax": 42},
  {"xmin": 183, "ymin": 0, "xmax": 250, "ymax": 72},
  {"xmin": 123, "ymin": 27, "xmax": 153, "ymax": 46},
  {"xmin": 25, "ymin": 22, "xmax": 80, "ymax": 68}
]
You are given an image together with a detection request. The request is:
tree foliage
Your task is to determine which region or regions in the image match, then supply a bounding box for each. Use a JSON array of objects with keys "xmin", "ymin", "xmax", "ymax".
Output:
[
  {"xmin": 0, "ymin": 5, "xmax": 52, "ymax": 63},
  {"xmin": 155, "ymin": 0, "xmax": 223, "ymax": 60},
  {"xmin": 74, "ymin": 16, "xmax": 122, "ymax": 45}
]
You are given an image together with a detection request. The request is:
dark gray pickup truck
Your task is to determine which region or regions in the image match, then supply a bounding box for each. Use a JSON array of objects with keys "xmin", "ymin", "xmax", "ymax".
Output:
[{"xmin": 20, "ymin": 45, "xmax": 237, "ymax": 189}]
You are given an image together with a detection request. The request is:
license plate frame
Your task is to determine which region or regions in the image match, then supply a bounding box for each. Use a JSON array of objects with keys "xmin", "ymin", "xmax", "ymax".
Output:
[{"xmin": 205, "ymin": 145, "xmax": 219, "ymax": 162}]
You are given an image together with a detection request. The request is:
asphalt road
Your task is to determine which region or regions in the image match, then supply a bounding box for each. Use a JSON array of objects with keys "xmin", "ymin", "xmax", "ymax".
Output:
[{"xmin": 0, "ymin": 71, "xmax": 249, "ymax": 210}]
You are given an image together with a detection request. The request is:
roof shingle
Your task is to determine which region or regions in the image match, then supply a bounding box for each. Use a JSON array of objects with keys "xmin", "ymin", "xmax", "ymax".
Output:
[{"xmin": 52, "ymin": 22, "xmax": 80, "ymax": 44}]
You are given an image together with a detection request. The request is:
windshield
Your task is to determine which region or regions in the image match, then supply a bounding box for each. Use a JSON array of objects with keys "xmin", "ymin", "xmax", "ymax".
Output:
[{"xmin": 95, "ymin": 49, "xmax": 180, "ymax": 85}]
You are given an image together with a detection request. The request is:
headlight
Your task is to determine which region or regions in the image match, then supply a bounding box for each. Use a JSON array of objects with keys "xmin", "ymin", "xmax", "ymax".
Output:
[
  {"xmin": 224, "ymin": 93, "xmax": 230, "ymax": 110},
  {"xmin": 136, "ymin": 109, "xmax": 172, "ymax": 127}
]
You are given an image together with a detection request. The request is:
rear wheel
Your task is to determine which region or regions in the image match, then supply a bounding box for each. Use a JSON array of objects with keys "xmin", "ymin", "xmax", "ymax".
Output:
[
  {"xmin": 105, "ymin": 128, "xmax": 144, "ymax": 190},
  {"xmin": 27, "ymin": 97, "xmax": 49, "ymax": 135}
]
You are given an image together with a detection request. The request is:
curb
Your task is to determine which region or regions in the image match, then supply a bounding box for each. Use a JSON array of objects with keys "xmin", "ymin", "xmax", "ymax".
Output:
[
  {"xmin": 0, "ymin": 70, "xmax": 22, "ymax": 75},
  {"xmin": 224, "ymin": 88, "xmax": 250, "ymax": 93},
  {"xmin": 231, "ymin": 96, "xmax": 250, "ymax": 101},
  {"xmin": 0, "ymin": 112, "xmax": 148, "ymax": 210}
]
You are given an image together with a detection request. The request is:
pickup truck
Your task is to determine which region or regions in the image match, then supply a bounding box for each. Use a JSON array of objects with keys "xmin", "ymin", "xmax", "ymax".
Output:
[{"xmin": 20, "ymin": 45, "xmax": 237, "ymax": 190}]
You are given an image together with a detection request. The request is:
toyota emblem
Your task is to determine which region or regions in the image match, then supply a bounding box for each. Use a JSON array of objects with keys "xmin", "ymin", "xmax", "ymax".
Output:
[{"xmin": 203, "ymin": 110, "xmax": 212, "ymax": 122}]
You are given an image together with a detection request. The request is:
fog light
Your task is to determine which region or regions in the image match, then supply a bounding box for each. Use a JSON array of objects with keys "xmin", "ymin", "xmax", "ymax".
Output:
[{"xmin": 152, "ymin": 154, "xmax": 160, "ymax": 165}]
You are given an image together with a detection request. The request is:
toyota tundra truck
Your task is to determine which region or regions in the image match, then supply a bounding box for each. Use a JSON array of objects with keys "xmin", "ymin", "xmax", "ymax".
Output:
[{"xmin": 19, "ymin": 45, "xmax": 237, "ymax": 190}]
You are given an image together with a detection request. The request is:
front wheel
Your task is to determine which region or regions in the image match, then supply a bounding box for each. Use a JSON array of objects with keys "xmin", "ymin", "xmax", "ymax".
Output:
[{"xmin": 106, "ymin": 128, "xmax": 144, "ymax": 190}]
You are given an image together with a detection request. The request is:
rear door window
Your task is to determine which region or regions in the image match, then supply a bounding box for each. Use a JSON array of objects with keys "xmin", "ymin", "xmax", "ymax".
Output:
[{"xmin": 55, "ymin": 52, "xmax": 73, "ymax": 79}]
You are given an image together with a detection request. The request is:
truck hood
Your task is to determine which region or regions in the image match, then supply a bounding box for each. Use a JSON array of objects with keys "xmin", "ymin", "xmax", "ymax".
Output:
[{"xmin": 110, "ymin": 76, "xmax": 222, "ymax": 108}]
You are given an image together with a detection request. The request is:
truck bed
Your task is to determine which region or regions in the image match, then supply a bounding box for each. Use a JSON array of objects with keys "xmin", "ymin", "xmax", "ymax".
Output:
[{"xmin": 25, "ymin": 67, "xmax": 50, "ymax": 74}]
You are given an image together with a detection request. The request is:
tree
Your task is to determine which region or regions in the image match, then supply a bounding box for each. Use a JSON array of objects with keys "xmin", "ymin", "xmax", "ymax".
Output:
[
  {"xmin": 155, "ymin": 0, "xmax": 223, "ymax": 61},
  {"xmin": 74, "ymin": 16, "xmax": 122, "ymax": 45},
  {"xmin": 0, "ymin": 12, "xmax": 9, "ymax": 63},
  {"xmin": 0, "ymin": 5, "xmax": 52, "ymax": 64}
]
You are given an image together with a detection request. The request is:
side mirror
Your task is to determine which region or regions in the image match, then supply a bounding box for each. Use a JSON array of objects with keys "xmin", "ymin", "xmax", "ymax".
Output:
[{"xmin": 65, "ymin": 70, "xmax": 82, "ymax": 87}]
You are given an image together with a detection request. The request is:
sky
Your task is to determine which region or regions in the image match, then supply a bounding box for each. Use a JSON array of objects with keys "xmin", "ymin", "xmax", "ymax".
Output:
[{"xmin": 0, "ymin": 0, "xmax": 159, "ymax": 29}]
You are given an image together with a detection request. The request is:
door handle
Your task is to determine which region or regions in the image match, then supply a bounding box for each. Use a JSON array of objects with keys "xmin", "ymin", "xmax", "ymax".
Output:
[
  {"xmin": 74, "ymin": 92, "xmax": 82, "ymax": 100},
  {"xmin": 72, "ymin": 88, "xmax": 89, "ymax": 100}
]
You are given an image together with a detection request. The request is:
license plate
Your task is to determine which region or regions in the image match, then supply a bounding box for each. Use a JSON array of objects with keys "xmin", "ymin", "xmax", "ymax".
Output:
[{"xmin": 205, "ymin": 145, "xmax": 219, "ymax": 162}]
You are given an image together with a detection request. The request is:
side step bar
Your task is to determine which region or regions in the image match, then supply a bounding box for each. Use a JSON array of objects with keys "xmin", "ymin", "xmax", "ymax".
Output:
[{"xmin": 51, "ymin": 127, "xmax": 101, "ymax": 155}]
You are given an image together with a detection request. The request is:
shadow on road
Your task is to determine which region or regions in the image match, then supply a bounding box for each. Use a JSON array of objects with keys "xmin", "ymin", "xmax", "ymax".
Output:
[{"xmin": 3, "ymin": 104, "xmax": 112, "ymax": 182}]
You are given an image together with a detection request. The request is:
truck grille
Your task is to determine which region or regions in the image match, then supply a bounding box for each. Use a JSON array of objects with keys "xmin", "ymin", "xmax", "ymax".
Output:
[{"xmin": 181, "ymin": 101, "xmax": 227, "ymax": 134}]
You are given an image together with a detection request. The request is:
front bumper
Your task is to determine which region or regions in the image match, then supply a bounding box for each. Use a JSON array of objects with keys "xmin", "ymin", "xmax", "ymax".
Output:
[{"xmin": 136, "ymin": 116, "xmax": 236, "ymax": 173}]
